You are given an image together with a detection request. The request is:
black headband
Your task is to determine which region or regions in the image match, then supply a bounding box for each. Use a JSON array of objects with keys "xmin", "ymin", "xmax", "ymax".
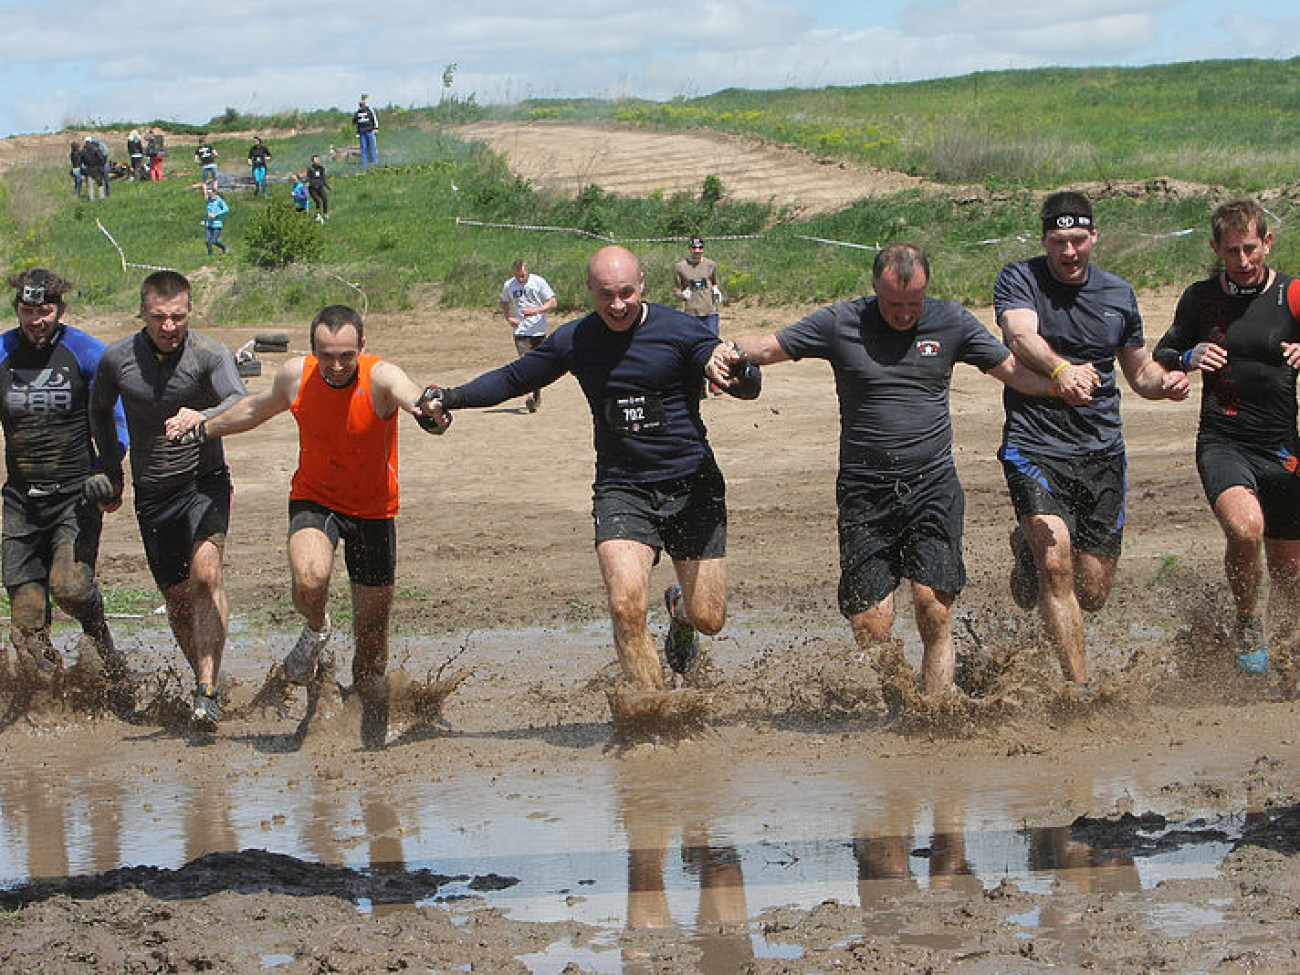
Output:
[{"xmin": 1044, "ymin": 213, "xmax": 1094, "ymax": 234}]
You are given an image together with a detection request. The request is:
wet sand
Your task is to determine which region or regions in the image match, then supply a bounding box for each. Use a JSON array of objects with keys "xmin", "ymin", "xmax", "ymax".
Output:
[{"xmin": 1, "ymin": 296, "xmax": 1299, "ymax": 972}]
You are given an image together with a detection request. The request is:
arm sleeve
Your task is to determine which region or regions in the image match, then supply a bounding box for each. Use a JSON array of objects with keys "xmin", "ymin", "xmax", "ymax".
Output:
[
  {"xmin": 202, "ymin": 345, "xmax": 249, "ymax": 419},
  {"xmin": 445, "ymin": 340, "xmax": 569, "ymax": 408},
  {"xmin": 1152, "ymin": 286, "xmax": 1200, "ymax": 371},
  {"xmin": 88, "ymin": 356, "xmax": 126, "ymax": 483},
  {"xmin": 775, "ymin": 303, "xmax": 839, "ymax": 361}
]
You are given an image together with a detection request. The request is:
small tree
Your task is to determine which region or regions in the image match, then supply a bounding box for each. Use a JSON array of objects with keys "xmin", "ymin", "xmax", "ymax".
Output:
[{"xmin": 243, "ymin": 198, "xmax": 324, "ymax": 268}]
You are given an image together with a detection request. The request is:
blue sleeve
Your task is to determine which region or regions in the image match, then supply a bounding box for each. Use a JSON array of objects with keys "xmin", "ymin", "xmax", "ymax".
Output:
[{"xmin": 66, "ymin": 328, "xmax": 129, "ymax": 460}]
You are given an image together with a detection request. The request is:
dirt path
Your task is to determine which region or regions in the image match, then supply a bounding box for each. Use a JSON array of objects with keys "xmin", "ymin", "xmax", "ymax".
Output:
[{"xmin": 455, "ymin": 120, "xmax": 932, "ymax": 215}]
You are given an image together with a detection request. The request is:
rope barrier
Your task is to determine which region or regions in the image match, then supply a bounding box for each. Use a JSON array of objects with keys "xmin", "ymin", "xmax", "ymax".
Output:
[{"xmin": 95, "ymin": 219, "xmax": 176, "ymax": 273}]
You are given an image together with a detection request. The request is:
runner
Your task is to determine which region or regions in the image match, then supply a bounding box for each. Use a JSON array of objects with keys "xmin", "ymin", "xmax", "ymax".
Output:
[
  {"xmin": 498, "ymin": 260, "xmax": 557, "ymax": 412},
  {"xmin": 1153, "ymin": 199, "xmax": 1300, "ymax": 673},
  {"xmin": 429, "ymin": 245, "xmax": 759, "ymax": 706},
  {"xmin": 727, "ymin": 243, "xmax": 1073, "ymax": 698},
  {"xmin": 996, "ymin": 190, "xmax": 1189, "ymax": 684},
  {"xmin": 89, "ymin": 271, "xmax": 247, "ymax": 732},
  {"xmin": 1, "ymin": 270, "xmax": 128, "ymax": 684},
  {"xmin": 164, "ymin": 305, "xmax": 450, "ymax": 749}
]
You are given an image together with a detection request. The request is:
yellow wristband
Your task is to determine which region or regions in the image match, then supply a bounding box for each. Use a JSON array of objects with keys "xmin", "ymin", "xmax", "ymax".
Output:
[{"xmin": 1049, "ymin": 361, "xmax": 1069, "ymax": 381}]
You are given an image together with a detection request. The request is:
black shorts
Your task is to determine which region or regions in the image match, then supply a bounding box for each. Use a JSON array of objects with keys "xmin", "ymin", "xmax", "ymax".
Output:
[
  {"xmin": 1197, "ymin": 435, "xmax": 1300, "ymax": 539},
  {"xmin": 288, "ymin": 500, "xmax": 396, "ymax": 587},
  {"xmin": 2, "ymin": 482, "xmax": 103, "ymax": 590},
  {"xmin": 999, "ymin": 446, "xmax": 1125, "ymax": 559},
  {"xmin": 836, "ymin": 463, "xmax": 966, "ymax": 617},
  {"xmin": 134, "ymin": 467, "xmax": 233, "ymax": 590},
  {"xmin": 591, "ymin": 463, "xmax": 726, "ymax": 561}
]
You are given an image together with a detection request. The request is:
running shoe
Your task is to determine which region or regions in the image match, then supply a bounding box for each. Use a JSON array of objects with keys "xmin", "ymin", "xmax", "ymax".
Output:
[
  {"xmin": 1235, "ymin": 617, "xmax": 1268, "ymax": 674},
  {"xmin": 284, "ymin": 615, "xmax": 332, "ymax": 684},
  {"xmin": 191, "ymin": 683, "xmax": 220, "ymax": 733},
  {"xmin": 663, "ymin": 584, "xmax": 699, "ymax": 674},
  {"xmin": 1008, "ymin": 525, "xmax": 1039, "ymax": 611},
  {"xmin": 525, "ymin": 393, "xmax": 539, "ymax": 413}
]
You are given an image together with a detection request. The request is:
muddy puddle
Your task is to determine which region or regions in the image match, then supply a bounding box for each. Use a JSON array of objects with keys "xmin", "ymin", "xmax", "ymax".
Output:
[{"xmin": 1, "ymin": 616, "xmax": 1297, "ymax": 973}]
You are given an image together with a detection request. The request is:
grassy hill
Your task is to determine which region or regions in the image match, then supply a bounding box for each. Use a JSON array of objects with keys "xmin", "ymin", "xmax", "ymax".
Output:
[{"xmin": 2, "ymin": 58, "xmax": 1297, "ymax": 322}]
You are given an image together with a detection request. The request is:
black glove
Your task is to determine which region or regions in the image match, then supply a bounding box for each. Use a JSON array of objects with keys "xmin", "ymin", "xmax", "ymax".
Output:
[
  {"xmin": 723, "ymin": 354, "xmax": 762, "ymax": 401},
  {"xmin": 415, "ymin": 386, "xmax": 452, "ymax": 435},
  {"xmin": 174, "ymin": 419, "xmax": 207, "ymax": 446},
  {"xmin": 82, "ymin": 473, "xmax": 119, "ymax": 504}
]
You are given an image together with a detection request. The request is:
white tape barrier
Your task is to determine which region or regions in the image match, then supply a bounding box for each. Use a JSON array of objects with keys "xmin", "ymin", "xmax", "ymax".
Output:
[{"xmin": 96, "ymin": 219, "xmax": 176, "ymax": 273}]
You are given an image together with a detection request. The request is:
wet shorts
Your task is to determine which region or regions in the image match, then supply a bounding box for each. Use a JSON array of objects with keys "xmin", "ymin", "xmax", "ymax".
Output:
[
  {"xmin": 836, "ymin": 462, "xmax": 966, "ymax": 617},
  {"xmin": 288, "ymin": 500, "xmax": 396, "ymax": 587},
  {"xmin": 2, "ymin": 482, "xmax": 103, "ymax": 589},
  {"xmin": 1197, "ymin": 435, "xmax": 1300, "ymax": 539},
  {"xmin": 134, "ymin": 467, "xmax": 232, "ymax": 590},
  {"xmin": 999, "ymin": 445, "xmax": 1125, "ymax": 559},
  {"xmin": 591, "ymin": 463, "xmax": 726, "ymax": 561}
]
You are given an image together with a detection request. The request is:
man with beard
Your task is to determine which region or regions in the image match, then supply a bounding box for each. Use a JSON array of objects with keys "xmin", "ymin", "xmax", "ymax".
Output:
[{"xmin": 1, "ymin": 270, "xmax": 127, "ymax": 682}]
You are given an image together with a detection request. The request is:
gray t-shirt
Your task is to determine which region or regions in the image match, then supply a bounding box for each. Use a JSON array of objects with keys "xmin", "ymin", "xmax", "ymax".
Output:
[
  {"xmin": 91, "ymin": 330, "xmax": 246, "ymax": 495},
  {"xmin": 996, "ymin": 256, "xmax": 1144, "ymax": 458},
  {"xmin": 777, "ymin": 295, "xmax": 1010, "ymax": 476}
]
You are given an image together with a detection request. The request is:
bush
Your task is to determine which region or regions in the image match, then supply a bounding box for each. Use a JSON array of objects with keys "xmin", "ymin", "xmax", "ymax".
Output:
[{"xmin": 243, "ymin": 197, "xmax": 323, "ymax": 268}]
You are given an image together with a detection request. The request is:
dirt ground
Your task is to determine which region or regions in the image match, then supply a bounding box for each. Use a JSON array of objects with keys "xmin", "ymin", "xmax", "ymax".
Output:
[{"xmin": 2, "ymin": 124, "xmax": 1299, "ymax": 973}]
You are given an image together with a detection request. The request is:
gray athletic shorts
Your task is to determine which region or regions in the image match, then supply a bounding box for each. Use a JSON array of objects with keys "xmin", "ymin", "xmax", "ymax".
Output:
[{"xmin": 591, "ymin": 464, "xmax": 726, "ymax": 561}]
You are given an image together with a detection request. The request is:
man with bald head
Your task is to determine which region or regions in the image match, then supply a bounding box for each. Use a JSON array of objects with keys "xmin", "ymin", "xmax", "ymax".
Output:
[{"xmin": 430, "ymin": 246, "xmax": 760, "ymax": 703}]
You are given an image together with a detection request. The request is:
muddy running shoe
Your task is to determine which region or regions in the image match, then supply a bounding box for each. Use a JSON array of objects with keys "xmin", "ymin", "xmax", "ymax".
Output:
[
  {"xmin": 1008, "ymin": 526, "xmax": 1039, "ymax": 611},
  {"xmin": 663, "ymin": 584, "xmax": 698, "ymax": 675},
  {"xmin": 525, "ymin": 393, "xmax": 539, "ymax": 413},
  {"xmin": 191, "ymin": 683, "xmax": 220, "ymax": 732},
  {"xmin": 284, "ymin": 615, "xmax": 332, "ymax": 684},
  {"xmin": 1235, "ymin": 617, "xmax": 1268, "ymax": 674}
]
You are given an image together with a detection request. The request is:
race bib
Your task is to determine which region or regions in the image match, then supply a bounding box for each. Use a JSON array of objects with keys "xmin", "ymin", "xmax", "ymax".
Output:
[{"xmin": 606, "ymin": 393, "xmax": 666, "ymax": 434}]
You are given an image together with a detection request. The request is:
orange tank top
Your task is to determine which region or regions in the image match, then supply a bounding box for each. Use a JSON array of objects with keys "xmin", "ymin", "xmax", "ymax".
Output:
[{"xmin": 290, "ymin": 354, "xmax": 399, "ymax": 518}]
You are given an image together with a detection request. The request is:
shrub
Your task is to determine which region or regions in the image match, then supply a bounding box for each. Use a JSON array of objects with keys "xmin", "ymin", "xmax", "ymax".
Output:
[{"xmin": 243, "ymin": 197, "xmax": 323, "ymax": 268}]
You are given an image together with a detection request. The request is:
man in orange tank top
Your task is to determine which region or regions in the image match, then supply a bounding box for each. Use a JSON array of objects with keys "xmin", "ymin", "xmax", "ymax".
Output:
[{"xmin": 164, "ymin": 305, "xmax": 449, "ymax": 748}]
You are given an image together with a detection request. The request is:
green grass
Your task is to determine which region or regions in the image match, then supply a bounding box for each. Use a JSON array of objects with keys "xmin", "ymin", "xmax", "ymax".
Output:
[{"xmin": 4, "ymin": 58, "xmax": 1300, "ymax": 318}]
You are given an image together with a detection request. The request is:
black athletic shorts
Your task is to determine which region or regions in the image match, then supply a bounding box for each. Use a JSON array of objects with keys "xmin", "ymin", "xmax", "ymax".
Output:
[
  {"xmin": 1197, "ymin": 435, "xmax": 1300, "ymax": 539},
  {"xmin": 2, "ymin": 482, "xmax": 103, "ymax": 590},
  {"xmin": 836, "ymin": 462, "xmax": 966, "ymax": 617},
  {"xmin": 591, "ymin": 462, "xmax": 726, "ymax": 561},
  {"xmin": 999, "ymin": 445, "xmax": 1125, "ymax": 559},
  {"xmin": 134, "ymin": 467, "xmax": 233, "ymax": 590},
  {"xmin": 288, "ymin": 500, "xmax": 397, "ymax": 587}
]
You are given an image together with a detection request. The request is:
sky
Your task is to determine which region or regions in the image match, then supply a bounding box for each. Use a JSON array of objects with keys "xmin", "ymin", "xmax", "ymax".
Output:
[{"xmin": 1, "ymin": 0, "xmax": 1298, "ymax": 138}]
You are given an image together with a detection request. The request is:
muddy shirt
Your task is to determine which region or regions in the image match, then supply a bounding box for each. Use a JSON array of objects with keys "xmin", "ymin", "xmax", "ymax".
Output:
[
  {"xmin": 0, "ymin": 324, "xmax": 127, "ymax": 489},
  {"xmin": 448, "ymin": 302, "xmax": 718, "ymax": 483},
  {"xmin": 777, "ymin": 296, "xmax": 1010, "ymax": 477},
  {"xmin": 91, "ymin": 330, "xmax": 246, "ymax": 496},
  {"xmin": 997, "ymin": 256, "xmax": 1144, "ymax": 459},
  {"xmin": 674, "ymin": 257, "xmax": 719, "ymax": 318},
  {"xmin": 1154, "ymin": 272, "xmax": 1300, "ymax": 450}
]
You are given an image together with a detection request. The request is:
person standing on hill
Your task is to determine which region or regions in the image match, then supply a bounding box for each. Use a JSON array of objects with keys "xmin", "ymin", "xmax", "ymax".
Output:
[
  {"xmin": 146, "ymin": 127, "xmax": 166, "ymax": 181},
  {"xmin": 499, "ymin": 260, "xmax": 557, "ymax": 413},
  {"xmin": 69, "ymin": 140, "xmax": 83, "ymax": 198},
  {"xmin": 306, "ymin": 156, "xmax": 330, "ymax": 221},
  {"xmin": 194, "ymin": 137, "xmax": 218, "ymax": 185},
  {"xmin": 203, "ymin": 184, "xmax": 230, "ymax": 256},
  {"xmin": 247, "ymin": 137, "xmax": 272, "ymax": 198},
  {"xmin": 353, "ymin": 95, "xmax": 379, "ymax": 168},
  {"xmin": 127, "ymin": 129, "xmax": 146, "ymax": 182},
  {"xmin": 996, "ymin": 190, "xmax": 1189, "ymax": 686},
  {"xmin": 1153, "ymin": 199, "xmax": 1300, "ymax": 675},
  {"xmin": 80, "ymin": 136, "xmax": 110, "ymax": 199}
]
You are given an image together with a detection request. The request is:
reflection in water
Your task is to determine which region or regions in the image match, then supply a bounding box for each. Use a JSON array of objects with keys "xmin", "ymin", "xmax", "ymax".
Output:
[{"xmin": 0, "ymin": 747, "xmax": 1246, "ymax": 971}]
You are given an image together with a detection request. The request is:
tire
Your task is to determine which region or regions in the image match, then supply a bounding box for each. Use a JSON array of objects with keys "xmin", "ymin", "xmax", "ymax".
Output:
[
  {"xmin": 253, "ymin": 331, "xmax": 290, "ymax": 353},
  {"xmin": 237, "ymin": 358, "xmax": 262, "ymax": 378}
]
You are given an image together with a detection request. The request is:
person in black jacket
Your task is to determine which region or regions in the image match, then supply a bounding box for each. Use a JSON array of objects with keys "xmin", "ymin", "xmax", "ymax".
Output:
[{"xmin": 306, "ymin": 155, "xmax": 330, "ymax": 221}]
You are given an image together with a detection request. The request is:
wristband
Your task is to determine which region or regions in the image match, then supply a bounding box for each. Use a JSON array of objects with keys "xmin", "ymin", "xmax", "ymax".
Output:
[
  {"xmin": 1181, "ymin": 349, "xmax": 1193, "ymax": 370},
  {"xmin": 1049, "ymin": 361, "xmax": 1069, "ymax": 381}
]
